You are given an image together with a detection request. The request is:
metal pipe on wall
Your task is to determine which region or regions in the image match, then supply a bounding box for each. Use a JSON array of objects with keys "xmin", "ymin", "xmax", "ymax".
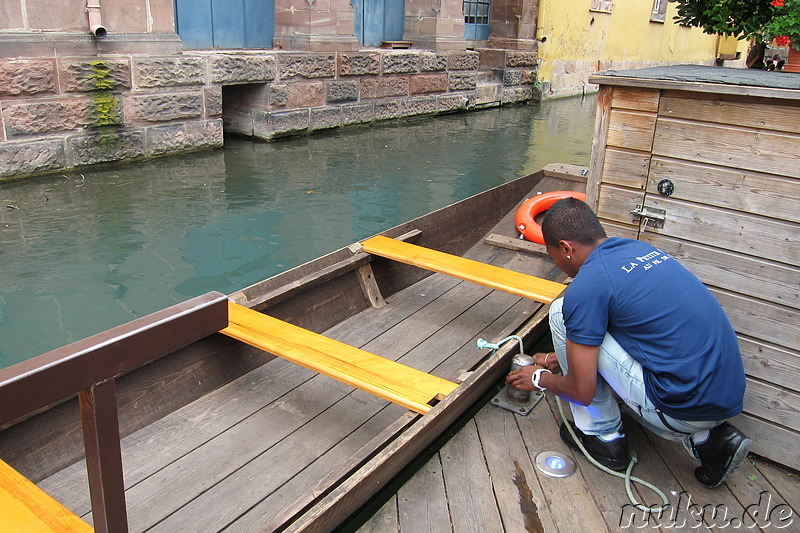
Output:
[{"xmin": 86, "ymin": 0, "xmax": 107, "ymax": 38}]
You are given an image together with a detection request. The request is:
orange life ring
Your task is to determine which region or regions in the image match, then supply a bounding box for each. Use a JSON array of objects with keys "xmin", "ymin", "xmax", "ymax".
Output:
[{"xmin": 515, "ymin": 191, "xmax": 586, "ymax": 245}]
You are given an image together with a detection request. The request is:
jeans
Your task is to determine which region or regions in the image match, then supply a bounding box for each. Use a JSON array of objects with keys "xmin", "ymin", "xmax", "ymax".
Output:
[{"xmin": 549, "ymin": 298, "xmax": 721, "ymax": 454}]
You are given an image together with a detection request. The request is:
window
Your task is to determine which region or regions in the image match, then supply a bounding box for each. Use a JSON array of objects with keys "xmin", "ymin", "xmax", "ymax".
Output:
[
  {"xmin": 589, "ymin": 0, "xmax": 613, "ymax": 13},
  {"xmin": 651, "ymin": 0, "xmax": 668, "ymax": 22},
  {"xmin": 463, "ymin": 0, "xmax": 491, "ymax": 25}
]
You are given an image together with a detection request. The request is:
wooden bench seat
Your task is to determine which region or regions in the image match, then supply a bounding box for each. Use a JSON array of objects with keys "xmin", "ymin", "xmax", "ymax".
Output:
[
  {"xmin": 360, "ymin": 235, "xmax": 566, "ymax": 304},
  {"xmin": 0, "ymin": 459, "xmax": 92, "ymax": 532},
  {"xmin": 221, "ymin": 302, "xmax": 458, "ymax": 414}
]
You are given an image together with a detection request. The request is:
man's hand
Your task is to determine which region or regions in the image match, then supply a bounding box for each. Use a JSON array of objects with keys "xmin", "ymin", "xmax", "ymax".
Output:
[
  {"xmin": 532, "ymin": 351, "xmax": 561, "ymax": 372},
  {"xmin": 504, "ymin": 342, "xmax": 601, "ymax": 405},
  {"xmin": 505, "ymin": 364, "xmax": 546, "ymax": 391}
]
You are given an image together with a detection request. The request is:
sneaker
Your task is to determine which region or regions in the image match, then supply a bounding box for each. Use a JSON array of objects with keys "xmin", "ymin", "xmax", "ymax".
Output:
[
  {"xmin": 693, "ymin": 422, "xmax": 752, "ymax": 489},
  {"xmin": 559, "ymin": 421, "xmax": 630, "ymax": 471}
]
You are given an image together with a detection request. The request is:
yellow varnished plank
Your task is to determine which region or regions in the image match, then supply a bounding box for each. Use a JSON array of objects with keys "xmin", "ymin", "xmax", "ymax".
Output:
[
  {"xmin": 0, "ymin": 460, "xmax": 92, "ymax": 532},
  {"xmin": 222, "ymin": 303, "xmax": 458, "ymax": 414},
  {"xmin": 361, "ymin": 235, "xmax": 566, "ymax": 304}
]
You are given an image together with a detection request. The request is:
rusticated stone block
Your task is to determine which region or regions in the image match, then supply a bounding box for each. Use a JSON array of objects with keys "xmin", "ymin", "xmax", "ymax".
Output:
[
  {"xmin": 521, "ymin": 70, "xmax": 536, "ymax": 84},
  {"xmin": 437, "ymin": 94, "xmax": 469, "ymax": 113},
  {"xmin": 449, "ymin": 72, "xmax": 477, "ymax": 91},
  {"xmin": 361, "ymin": 77, "xmax": 408, "ymax": 99},
  {"xmin": 502, "ymin": 86, "xmax": 533, "ymax": 104},
  {"xmin": 420, "ymin": 51, "xmax": 447, "ymax": 72},
  {"xmin": 67, "ymin": 130, "xmax": 146, "ymax": 166},
  {"xmin": 205, "ymin": 86, "xmax": 223, "ymax": 116},
  {"xmin": 0, "ymin": 60, "xmax": 56, "ymax": 96},
  {"xmin": 338, "ymin": 53, "xmax": 380, "ymax": 76},
  {"xmin": 147, "ymin": 119, "xmax": 224, "ymax": 156},
  {"xmin": 476, "ymin": 84, "xmax": 501, "ymax": 105},
  {"xmin": 506, "ymin": 51, "xmax": 538, "ymax": 67},
  {"xmin": 269, "ymin": 84, "xmax": 289, "ymax": 108},
  {"xmin": 4, "ymin": 94, "xmax": 122, "ymax": 135},
  {"xmin": 341, "ymin": 103, "xmax": 373, "ymax": 125},
  {"xmin": 4, "ymin": 98, "xmax": 88, "ymax": 136},
  {"xmin": 0, "ymin": 138, "xmax": 66, "ymax": 179},
  {"xmin": 134, "ymin": 57, "xmax": 206, "ymax": 88},
  {"xmin": 210, "ymin": 55, "xmax": 275, "ymax": 84},
  {"xmin": 271, "ymin": 109, "xmax": 310, "ymax": 135},
  {"xmin": 405, "ymin": 96, "xmax": 437, "ymax": 116},
  {"xmin": 60, "ymin": 59, "xmax": 131, "ymax": 92},
  {"xmin": 382, "ymin": 52, "xmax": 419, "ymax": 74},
  {"xmin": 409, "ymin": 74, "xmax": 448, "ymax": 95},
  {"xmin": 288, "ymin": 82, "xmax": 325, "ymax": 109},
  {"xmin": 126, "ymin": 92, "xmax": 203, "ymax": 123},
  {"xmin": 503, "ymin": 70, "xmax": 523, "ymax": 86},
  {"xmin": 310, "ymin": 107, "xmax": 342, "ymax": 131},
  {"xmin": 447, "ymin": 51, "xmax": 479, "ymax": 71},
  {"xmin": 326, "ymin": 80, "xmax": 358, "ymax": 103},
  {"xmin": 253, "ymin": 109, "xmax": 309, "ymax": 139},
  {"xmin": 279, "ymin": 54, "xmax": 336, "ymax": 80},
  {"xmin": 374, "ymin": 100, "xmax": 405, "ymax": 121}
]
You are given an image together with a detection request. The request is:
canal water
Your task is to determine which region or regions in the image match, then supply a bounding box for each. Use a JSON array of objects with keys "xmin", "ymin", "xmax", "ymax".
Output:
[{"xmin": 0, "ymin": 95, "xmax": 596, "ymax": 368}]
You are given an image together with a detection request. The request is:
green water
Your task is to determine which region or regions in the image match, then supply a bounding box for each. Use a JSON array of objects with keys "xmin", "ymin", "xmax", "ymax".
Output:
[{"xmin": 0, "ymin": 96, "xmax": 596, "ymax": 368}]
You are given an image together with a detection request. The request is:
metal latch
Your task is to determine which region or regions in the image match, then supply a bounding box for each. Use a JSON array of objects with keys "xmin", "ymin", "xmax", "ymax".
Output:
[{"xmin": 630, "ymin": 205, "xmax": 666, "ymax": 230}]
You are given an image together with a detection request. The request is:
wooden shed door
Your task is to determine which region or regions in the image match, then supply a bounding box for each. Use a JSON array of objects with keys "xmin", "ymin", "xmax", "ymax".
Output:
[
  {"xmin": 352, "ymin": 0, "xmax": 405, "ymax": 47},
  {"xmin": 175, "ymin": 0, "xmax": 274, "ymax": 50}
]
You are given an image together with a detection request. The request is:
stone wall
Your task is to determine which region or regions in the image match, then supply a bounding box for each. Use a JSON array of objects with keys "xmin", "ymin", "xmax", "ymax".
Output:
[
  {"xmin": 0, "ymin": 48, "xmax": 538, "ymax": 181},
  {"xmin": 223, "ymin": 49, "xmax": 538, "ymax": 141},
  {"xmin": 0, "ymin": 54, "xmax": 224, "ymax": 180}
]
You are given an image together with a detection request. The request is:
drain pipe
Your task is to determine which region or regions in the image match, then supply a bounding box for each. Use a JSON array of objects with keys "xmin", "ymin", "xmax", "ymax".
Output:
[{"xmin": 86, "ymin": 0, "xmax": 107, "ymax": 39}]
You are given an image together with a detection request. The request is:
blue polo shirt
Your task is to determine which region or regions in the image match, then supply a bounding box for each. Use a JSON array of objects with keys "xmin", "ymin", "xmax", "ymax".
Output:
[{"xmin": 562, "ymin": 237, "xmax": 744, "ymax": 421}]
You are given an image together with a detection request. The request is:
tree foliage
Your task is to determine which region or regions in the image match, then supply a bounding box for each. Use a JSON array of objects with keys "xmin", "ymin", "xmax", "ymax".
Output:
[{"xmin": 670, "ymin": 0, "xmax": 776, "ymax": 38}]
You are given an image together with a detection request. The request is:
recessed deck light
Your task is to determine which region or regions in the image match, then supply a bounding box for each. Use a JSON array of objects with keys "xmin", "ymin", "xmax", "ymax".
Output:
[{"xmin": 535, "ymin": 451, "xmax": 576, "ymax": 478}]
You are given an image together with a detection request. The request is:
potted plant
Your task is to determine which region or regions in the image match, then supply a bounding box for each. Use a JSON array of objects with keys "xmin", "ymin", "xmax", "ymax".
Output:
[
  {"xmin": 762, "ymin": 0, "xmax": 800, "ymax": 71},
  {"xmin": 672, "ymin": 0, "xmax": 800, "ymax": 72}
]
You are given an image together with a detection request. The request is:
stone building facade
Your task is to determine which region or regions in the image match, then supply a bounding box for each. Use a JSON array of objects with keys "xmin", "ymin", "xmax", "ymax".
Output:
[{"xmin": 0, "ymin": 0, "xmax": 541, "ymax": 181}]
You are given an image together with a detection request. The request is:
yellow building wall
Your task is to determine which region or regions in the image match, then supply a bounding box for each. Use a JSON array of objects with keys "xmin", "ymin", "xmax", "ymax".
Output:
[{"xmin": 535, "ymin": 0, "xmax": 747, "ymax": 98}]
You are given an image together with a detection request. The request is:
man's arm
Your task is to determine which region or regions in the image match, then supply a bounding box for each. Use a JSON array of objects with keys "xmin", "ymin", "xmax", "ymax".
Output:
[{"xmin": 505, "ymin": 340, "xmax": 600, "ymax": 406}]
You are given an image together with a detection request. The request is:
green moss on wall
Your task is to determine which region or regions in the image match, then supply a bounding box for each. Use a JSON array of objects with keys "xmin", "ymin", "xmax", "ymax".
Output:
[
  {"xmin": 88, "ymin": 61, "xmax": 117, "ymax": 90},
  {"xmin": 88, "ymin": 91, "xmax": 122, "ymax": 127}
]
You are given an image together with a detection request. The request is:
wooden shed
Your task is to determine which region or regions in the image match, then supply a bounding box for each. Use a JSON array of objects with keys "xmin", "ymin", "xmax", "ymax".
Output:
[{"xmin": 585, "ymin": 65, "xmax": 799, "ymax": 471}]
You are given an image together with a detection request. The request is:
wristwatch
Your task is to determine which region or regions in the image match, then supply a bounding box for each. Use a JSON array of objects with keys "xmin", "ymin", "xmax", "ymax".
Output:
[{"xmin": 531, "ymin": 368, "xmax": 552, "ymax": 391}]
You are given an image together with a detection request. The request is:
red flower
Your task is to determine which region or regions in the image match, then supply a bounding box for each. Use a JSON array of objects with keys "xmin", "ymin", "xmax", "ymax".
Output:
[
  {"xmin": 775, "ymin": 35, "xmax": 792, "ymax": 47},
  {"xmin": 771, "ymin": 0, "xmax": 785, "ymax": 6}
]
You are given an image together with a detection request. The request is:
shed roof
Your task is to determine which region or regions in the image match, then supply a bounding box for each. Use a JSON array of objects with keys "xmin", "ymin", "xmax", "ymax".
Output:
[{"xmin": 589, "ymin": 64, "xmax": 800, "ymax": 100}]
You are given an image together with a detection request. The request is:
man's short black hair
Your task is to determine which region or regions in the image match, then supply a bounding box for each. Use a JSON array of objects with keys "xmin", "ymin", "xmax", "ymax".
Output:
[{"xmin": 541, "ymin": 197, "xmax": 606, "ymax": 247}]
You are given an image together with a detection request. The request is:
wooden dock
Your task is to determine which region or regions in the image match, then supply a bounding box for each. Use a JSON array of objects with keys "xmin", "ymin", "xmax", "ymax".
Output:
[{"xmin": 357, "ymin": 395, "xmax": 800, "ymax": 532}]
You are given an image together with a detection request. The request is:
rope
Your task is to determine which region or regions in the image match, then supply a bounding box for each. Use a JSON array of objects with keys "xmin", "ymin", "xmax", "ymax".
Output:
[
  {"xmin": 555, "ymin": 397, "xmax": 668, "ymax": 514},
  {"xmin": 477, "ymin": 336, "xmax": 669, "ymax": 514}
]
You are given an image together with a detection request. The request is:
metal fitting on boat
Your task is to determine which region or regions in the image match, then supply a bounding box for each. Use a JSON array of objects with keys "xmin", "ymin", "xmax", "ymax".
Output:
[
  {"xmin": 490, "ymin": 352, "xmax": 544, "ymax": 415},
  {"xmin": 506, "ymin": 353, "xmax": 536, "ymax": 403}
]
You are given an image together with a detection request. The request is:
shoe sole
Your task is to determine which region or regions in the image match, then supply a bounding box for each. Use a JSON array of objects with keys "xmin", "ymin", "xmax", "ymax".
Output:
[
  {"xmin": 699, "ymin": 437, "xmax": 752, "ymax": 488},
  {"xmin": 559, "ymin": 423, "xmax": 628, "ymax": 472}
]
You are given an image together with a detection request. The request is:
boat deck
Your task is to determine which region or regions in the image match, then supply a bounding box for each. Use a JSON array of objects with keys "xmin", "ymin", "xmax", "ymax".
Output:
[{"xmin": 357, "ymin": 395, "xmax": 800, "ymax": 532}]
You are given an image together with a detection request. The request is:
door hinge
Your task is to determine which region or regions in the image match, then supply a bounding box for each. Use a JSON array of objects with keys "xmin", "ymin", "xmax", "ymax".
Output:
[{"xmin": 630, "ymin": 205, "xmax": 666, "ymax": 230}]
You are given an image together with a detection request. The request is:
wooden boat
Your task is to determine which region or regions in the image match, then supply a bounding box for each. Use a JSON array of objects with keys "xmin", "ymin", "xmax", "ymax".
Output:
[{"xmin": 0, "ymin": 163, "xmax": 587, "ymax": 532}]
